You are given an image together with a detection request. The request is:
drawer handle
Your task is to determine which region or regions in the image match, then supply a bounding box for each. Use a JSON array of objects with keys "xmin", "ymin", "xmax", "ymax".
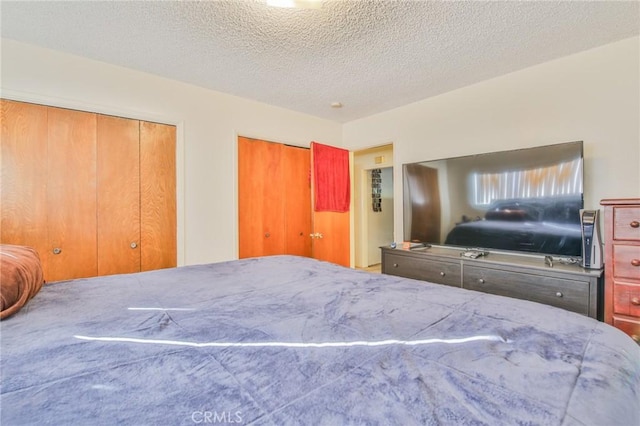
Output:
[
  {"xmin": 478, "ymin": 278, "xmax": 485, "ymax": 284},
  {"xmin": 440, "ymin": 272, "xmax": 445, "ymax": 277},
  {"xmin": 631, "ymin": 259, "xmax": 640, "ymax": 267},
  {"xmin": 555, "ymin": 292, "xmax": 563, "ymax": 298},
  {"xmin": 631, "ymin": 297, "xmax": 640, "ymax": 306},
  {"xmin": 52, "ymin": 247, "xmax": 61, "ymax": 255},
  {"xmin": 631, "ymin": 221, "xmax": 640, "ymax": 228},
  {"xmin": 393, "ymin": 263, "xmax": 399, "ymax": 268}
]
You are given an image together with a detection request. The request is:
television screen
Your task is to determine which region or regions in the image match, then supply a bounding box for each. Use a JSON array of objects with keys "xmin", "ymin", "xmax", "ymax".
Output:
[{"xmin": 403, "ymin": 141, "xmax": 584, "ymax": 257}]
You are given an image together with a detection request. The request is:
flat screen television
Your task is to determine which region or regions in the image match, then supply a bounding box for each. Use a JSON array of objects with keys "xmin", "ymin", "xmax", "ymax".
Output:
[{"xmin": 403, "ymin": 141, "xmax": 584, "ymax": 257}]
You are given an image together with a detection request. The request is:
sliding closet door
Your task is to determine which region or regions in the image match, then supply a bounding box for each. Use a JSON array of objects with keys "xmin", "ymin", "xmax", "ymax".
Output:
[
  {"xmin": 47, "ymin": 107, "xmax": 98, "ymax": 281},
  {"xmin": 97, "ymin": 115, "xmax": 141, "ymax": 275},
  {"xmin": 283, "ymin": 144, "xmax": 312, "ymax": 257},
  {"xmin": 1, "ymin": 99, "xmax": 177, "ymax": 281},
  {"xmin": 140, "ymin": 121, "xmax": 176, "ymax": 272},
  {"xmin": 238, "ymin": 137, "xmax": 286, "ymax": 258},
  {"xmin": 1, "ymin": 100, "xmax": 98, "ymax": 281},
  {"xmin": 0, "ymin": 100, "xmax": 49, "ymax": 272}
]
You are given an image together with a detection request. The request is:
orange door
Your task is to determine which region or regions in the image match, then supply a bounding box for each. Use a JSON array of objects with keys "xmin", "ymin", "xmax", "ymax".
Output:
[
  {"xmin": 2, "ymin": 100, "xmax": 176, "ymax": 280},
  {"xmin": 238, "ymin": 137, "xmax": 285, "ymax": 258},
  {"xmin": 97, "ymin": 115, "xmax": 141, "ymax": 275},
  {"xmin": 283, "ymin": 144, "xmax": 312, "ymax": 257},
  {"xmin": 310, "ymin": 143, "xmax": 351, "ymax": 267},
  {"xmin": 311, "ymin": 211, "xmax": 350, "ymax": 266},
  {"xmin": 0, "ymin": 100, "xmax": 49, "ymax": 273},
  {"xmin": 140, "ymin": 121, "xmax": 177, "ymax": 271},
  {"xmin": 238, "ymin": 137, "xmax": 348, "ymax": 262},
  {"xmin": 47, "ymin": 107, "xmax": 98, "ymax": 281}
]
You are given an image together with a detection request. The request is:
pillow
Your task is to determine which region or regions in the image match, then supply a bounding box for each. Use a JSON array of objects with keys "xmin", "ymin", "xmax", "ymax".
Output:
[{"xmin": 1, "ymin": 245, "xmax": 45, "ymax": 320}]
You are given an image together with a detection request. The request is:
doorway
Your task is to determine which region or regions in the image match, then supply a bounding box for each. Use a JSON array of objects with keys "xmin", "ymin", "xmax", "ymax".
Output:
[{"xmin": 353, "ymin": 144, "xmax": 394, "ymax": 269}]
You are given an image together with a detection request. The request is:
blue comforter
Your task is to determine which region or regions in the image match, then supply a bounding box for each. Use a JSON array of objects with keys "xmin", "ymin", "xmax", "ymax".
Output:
[{"xmin": 2, "ymin": 255, "xmax": 638, "ymax": 425}]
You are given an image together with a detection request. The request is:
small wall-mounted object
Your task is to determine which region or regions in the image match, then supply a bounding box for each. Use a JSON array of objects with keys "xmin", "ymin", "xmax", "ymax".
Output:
[{"xmin": 371, "ymin": 168, "xmax": 382, "ymax": 212}]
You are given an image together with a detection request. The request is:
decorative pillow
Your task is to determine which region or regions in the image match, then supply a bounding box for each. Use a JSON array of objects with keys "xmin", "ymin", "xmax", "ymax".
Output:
[{"xmin": 1, "ymin": 245, "xmax": 45, "ymax": 320}]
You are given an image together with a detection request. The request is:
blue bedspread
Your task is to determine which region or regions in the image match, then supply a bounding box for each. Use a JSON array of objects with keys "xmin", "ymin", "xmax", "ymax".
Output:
[{"xmin": 2, "ymin": 255, "xmax": 639, "ymax": 425}]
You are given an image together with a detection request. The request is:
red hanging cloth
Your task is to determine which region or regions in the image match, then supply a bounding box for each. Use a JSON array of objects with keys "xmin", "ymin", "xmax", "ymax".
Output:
[{"xmin": 311, "ymin": 142, "xmax": 350, "ymax": 212}]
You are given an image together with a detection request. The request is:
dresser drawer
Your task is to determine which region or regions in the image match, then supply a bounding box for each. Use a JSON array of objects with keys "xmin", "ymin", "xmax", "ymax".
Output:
[
  {"xmin": 613, "ymin": 283, "xmax": 640, "ymax": 317},
  {"xmin": 613, "ymin": 206, "xmax": 640, "ymax": 241},
  {"xmin": 463, "ymin": 265, "xmax": 590, "ymax": 315},
  {"xmin": 612, "ymin": 245, "xmax": 640, "ymax": 281},
  {"xmin": 383, "ymin": 253, "xmax": 461, "ymax": 287},
  {"xmin": 612, "ymin": 317, "xmax": 640, "ymax": 344}
]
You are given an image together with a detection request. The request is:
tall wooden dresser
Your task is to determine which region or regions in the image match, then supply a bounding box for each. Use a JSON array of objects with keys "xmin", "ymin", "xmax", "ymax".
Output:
[{"xmin": 600, "ymin": 198, "xmax": 640, "ymax": 343}]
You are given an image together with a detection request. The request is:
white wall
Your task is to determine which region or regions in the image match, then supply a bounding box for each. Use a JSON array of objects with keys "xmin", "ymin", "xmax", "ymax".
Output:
[
  {"xmin": 1, "ymin": 39, "xmax": 342, "ymax": 266},
  {"xmin": 343, "ymin": 37, "xmax": 640, "ymax": 244},
  {"xmin": 4, "ymin": 37, "xmax": 638, "ymax": 265},
  {"xmin": 366, "ymin": 167, "xmax": 394, "ymax": 265}
]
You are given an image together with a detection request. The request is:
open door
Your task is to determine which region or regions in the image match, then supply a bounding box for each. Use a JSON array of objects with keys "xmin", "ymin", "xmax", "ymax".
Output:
[
  {"xmin": 310, "ymin": 142, "xmax": 351, "ymax": 267},
  {"xmin": 311, "ymin": 210, "xmax": 350, "ymax": 266}
]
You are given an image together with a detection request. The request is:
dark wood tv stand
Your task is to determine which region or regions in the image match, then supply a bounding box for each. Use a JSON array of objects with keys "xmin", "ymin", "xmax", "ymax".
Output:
[{"xmin": 381, "ymin": 246, "xmax": 603, "ymax": 319}]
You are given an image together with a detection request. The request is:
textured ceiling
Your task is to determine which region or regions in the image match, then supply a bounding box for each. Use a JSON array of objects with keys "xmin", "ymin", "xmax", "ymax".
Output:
[{"xmin": 1, "ymin": 1, "xmax": 639, "ymax": 123}]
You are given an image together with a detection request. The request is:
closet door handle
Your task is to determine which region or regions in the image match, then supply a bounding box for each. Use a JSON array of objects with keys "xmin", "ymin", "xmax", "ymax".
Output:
[
  {"xmin": 52, "ymin": 247, "xmax": 62, "ymax": 255},
  {"xmin": 265, "ymin": 232, "xmax": 271, "ymax": 238},
  {"xmin": 130, "ymin": 242, "xmax": 138, "ymax": 249}
]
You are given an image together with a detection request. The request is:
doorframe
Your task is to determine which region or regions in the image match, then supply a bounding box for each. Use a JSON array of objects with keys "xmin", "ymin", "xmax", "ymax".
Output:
[{"xmin": 352, "ymin": 143, "xmax": 394, "ymax": 268}]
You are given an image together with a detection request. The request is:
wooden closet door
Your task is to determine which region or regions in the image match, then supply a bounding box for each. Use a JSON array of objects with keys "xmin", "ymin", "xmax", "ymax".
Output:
[
  {"xmin": 0, "ymin": 100, "xmax": 49, "ymax": 273},
  {"xmin": 97, "ymin": 115, "xmax": 141, "ymax": 275},
  {"xmin": 310, "ymin": 144, "xmax": 351, "ymax": 267},
  {"xmin": 140, "ymin": 121, "xmax": 176, "ymax": 271},
  {"xmin": 283, "ymin": 145, "xmax": 311, "ymax": 257},
  {"xmin": 238, "ymin": 137, "xmax": 285, "ymax": 258},
  {"xmin": 47, "ymin": 107, "xmax": 98, "ymax": 281}
]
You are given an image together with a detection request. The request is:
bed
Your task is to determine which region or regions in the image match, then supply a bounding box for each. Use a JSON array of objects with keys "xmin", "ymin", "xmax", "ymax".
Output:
[{"xmin": 2, "ymin": 254, "xmax": 639, "ymax": 425}]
